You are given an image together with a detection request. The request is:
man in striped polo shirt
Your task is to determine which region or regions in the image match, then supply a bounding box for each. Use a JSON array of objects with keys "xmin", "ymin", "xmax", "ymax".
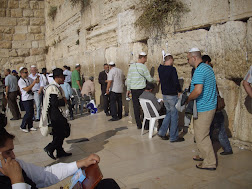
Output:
[
  {"xmin": 186, "ymin": 48, "xmax": 217, "ymax": 171},
  {"xmin": 126, "ymin": 52, "xmax": 155, "ymax": 129}
]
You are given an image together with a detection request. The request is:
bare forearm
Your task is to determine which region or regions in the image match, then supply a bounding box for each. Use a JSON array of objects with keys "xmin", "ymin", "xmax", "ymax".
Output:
[
  {"xmin": 76, "ymin": 80, "xmax": 82, "ymax": 89},
  {"xmin": 106, "ymin": 81, "xmax": 112, "ymax": 91}
]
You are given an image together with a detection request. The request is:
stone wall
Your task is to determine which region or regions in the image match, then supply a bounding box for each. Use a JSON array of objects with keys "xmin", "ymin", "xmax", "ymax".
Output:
[
  {"xmin": 1, "ymin": 0, "xmax": 251, "ymax": 147},
  {"xmin": 0, "ymin": 0, "xmax": 45, "ymax": 72}
]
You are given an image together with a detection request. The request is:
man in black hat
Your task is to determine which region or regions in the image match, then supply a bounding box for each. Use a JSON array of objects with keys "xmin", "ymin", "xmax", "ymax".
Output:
[{"xmin": 41, "ymin": 68, "xmax": 72, "ymax": 159}]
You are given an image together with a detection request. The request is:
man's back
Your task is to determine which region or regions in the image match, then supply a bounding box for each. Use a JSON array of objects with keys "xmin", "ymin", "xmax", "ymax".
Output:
[
  {"xmin": 108, "ymin": 67, "xmax": 124, "ymax": 93},
  {"xmin": 139, "ymin": 91, "xmax": 161, "ymax": 117},
  {"xmin": 5, "ymin": 74, "xmax": 18, "ymax": 92},
  {"xmin": 81, "ymin": 80, "xmax": 94, "ymax": 96},
  {"xmin": 71, "ymin": 70, "xmax": 81, "ymax": 89}
]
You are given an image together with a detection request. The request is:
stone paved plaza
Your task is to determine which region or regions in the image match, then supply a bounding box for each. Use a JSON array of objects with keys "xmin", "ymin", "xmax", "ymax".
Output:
[{"xmin": 5, "ymin": 111, "xmax": 252, "ymax": 189}]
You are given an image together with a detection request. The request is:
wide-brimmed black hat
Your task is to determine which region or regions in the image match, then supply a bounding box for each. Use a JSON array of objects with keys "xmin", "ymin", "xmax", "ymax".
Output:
[{"xmin": 49, "ymin": 68, "xmax": 67, "ymax": 77}]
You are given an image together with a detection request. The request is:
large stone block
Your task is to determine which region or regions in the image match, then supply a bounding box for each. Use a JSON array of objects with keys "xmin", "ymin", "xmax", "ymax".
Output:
[
  {"xmin": 15, "ymin": 26, "xmax": 28, "ymax": 33},
  {"xmin": 34, "ymin": 33, "xmax": 44, "ymax": 40},
  {"xmin": 13, "ymin": 33, "xmax": 26, "ymax": 41},
  {"xmin": 30, "ymin": 48, "xmax": 44, "ymax": 55},
  {"xmin": 207, "ymin": 21, "xmax": 248, "ymax": 79},
  {"xmin": 0, "ymin": 0, "xmax": 7, "ymax": 8},
  {"xmin": 35, "ymin": 55, "xmax": 45, "ymax": 62},
  {"xmin": 19, "ymin": 0, "xmax": 30, "ymax": 9},
  {"xmin": 34, "ymin": 10, "xmax": 44, "ymax": 18},
  {"xmin": 17, "ymin": 18, "xmax": 30, "ymax": 25},
  {"xmin": 4, "ymin": 34, "xmax": 13, "ymax": 41},
  {"xmin": 17, "ymin": 49, "xmax": 30, "ymax": 57},
  {"xmin": 0, "ymin": 41, "xmax": 12, "ymax": 49},
  {"xmin": 11, "ymin": 9, "xmax": 22, "ymax": 17},
  {"xmin": 30, "ymin": 1, "xmax": 39, "ymax": 9},
  {"xmin": 0, "ymin": 49, "xmax": 9, "ymax": 58},
  {"xmin": 229, "ymin": 0, "xmax": 252, "ymax": 20},
  {"xmin": 29, "ymin": 26, "xmax": 41, "ymax": 34},
  {"xmin": 24, "ymin": 56, "xmax": 35, "ymax": 63},
  {"xmin": 0, "ymin": 9, "xmax": 6, "ymax": 17},
  {"xmin": 0, "ymin": 17, "xmax": 16, "ymax": 26},
  {"xmin": 8, "ymin": 0, "xmax": 19, "ymax": 9},
  {"xmin": 23, "ymin": 9, "xmax": 33, "ymax": 17},
  {"xmin": 38, "ymin": 1, "xmax": 44, "ymax": 9},
  {"xmin": 38, "ymin": 40, "xmax": 45, "ymax": 48},
  {"xmin": 0, "ymin": 26, "xmax": 14, "ymax": 34},
  {"xmin": 0, "ymin": 34, "xmax": 2, "ymax": 40},
  {"xmin": 175, "ymin": 0, "xmax": 229, "ymax": 32},
  {"xmin": 10, "ymin": 57, "xmax": 25, "ymax": 64},
  {"xmin": 12, "ymin": 41, "xmax": 31, "ymax": 48},
  {"xmin": 32, "ymin": 41, "xmax": 39, "ymax": 48},
  {"xmin": 26, "ymin": 33, "xmax": 34, "ymax": 40},
  {"xmin": 247, "ymin": 18, "xmax": 252, "ymax": 66},
  {"xmin": 9, "ymin": 49, "xmax": 17, "ymax": 57},
  {"xmin": 30, "ymin": 18, "xmax": 45, "ymax": 26}
]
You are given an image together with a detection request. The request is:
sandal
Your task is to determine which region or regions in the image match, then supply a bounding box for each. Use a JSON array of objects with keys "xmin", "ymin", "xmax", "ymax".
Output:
[
  {"xmin": 196, "ymin": 163, "xmax": 216, "ymax": 171},
  {"xmin": 193, "ymin": 156, "xmax": 204, "ymax": 161}
]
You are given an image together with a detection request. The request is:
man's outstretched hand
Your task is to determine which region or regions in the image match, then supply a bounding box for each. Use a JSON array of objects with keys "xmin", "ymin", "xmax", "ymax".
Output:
[
  {"xmin": 77, "ymin": 154, "xmax": 100, "ymax": 168},
  {"xmin": 0, "ymin": 154, "xmax": 24, "ymax": 184}
]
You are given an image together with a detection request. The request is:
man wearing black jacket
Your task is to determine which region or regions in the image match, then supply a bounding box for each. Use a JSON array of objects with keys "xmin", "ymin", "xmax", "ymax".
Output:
[
  {"xmin": 157, "ymin": 54, "xmax": 184, "ymax": 142},
  {"xmin": 98, "ymin": 64, "xmax": 110, "ymax": 116},
  {"xmin": 43, "ymin": 68, "xmax": 72, "ymax": 160}
]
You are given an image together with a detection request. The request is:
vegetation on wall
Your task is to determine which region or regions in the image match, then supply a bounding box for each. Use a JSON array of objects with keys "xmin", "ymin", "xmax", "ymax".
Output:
[
  {"xmin": 135, "ymin": 0, "xmax": 189, "ymax": 33},
  {"xmin": 69, "ymin": 0, "xmax": 90, "ymax": 11},
  {"xmin": 48, "ymin": 6, "xmax": 57, "ymax": 20}
]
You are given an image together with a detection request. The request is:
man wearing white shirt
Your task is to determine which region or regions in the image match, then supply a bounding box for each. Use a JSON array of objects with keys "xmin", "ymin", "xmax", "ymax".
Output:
[
  {"xmin": 63, "ymin": 65, "xmax": 72, "ymax": 86},
  {"xmin": 28, "ymin": 65, "xmax": 44, "ymax": 122},
  {"xmin": 18, "ymin": 68, "xmax": 39, "ymax": 133}
]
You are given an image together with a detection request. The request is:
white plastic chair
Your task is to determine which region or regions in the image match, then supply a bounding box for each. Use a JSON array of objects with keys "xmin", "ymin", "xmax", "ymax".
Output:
[{"xmin": 139, "ymin": 98, "xmax": 166, "ymax": 139}]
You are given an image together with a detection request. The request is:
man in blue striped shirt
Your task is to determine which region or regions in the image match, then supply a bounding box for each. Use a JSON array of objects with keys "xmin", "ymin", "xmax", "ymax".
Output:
[{"xmin": 186, "ymin": 48, "xmax": 217, "ymax": 171}]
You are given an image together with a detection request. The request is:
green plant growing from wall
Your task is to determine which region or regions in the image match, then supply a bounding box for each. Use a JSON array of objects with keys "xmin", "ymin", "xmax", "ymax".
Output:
[
  {"xmin": 69, "ymin": 0, "xmax": 90, "ymax": 11},
  {"xmin": 135, "ymin": 0, "xmax": 189, "ymax": 33},
  {"xmin": 48, "ymin": 6, "xmax": 57, "ymax": 20}
]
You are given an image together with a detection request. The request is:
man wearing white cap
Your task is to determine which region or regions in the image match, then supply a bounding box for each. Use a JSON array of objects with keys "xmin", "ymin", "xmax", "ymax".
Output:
[
  {"xmin": 126, "ymin": 52, "xmax": 154, "ymax": 129},
  {"xmin": 71, "ymin": 64, "xmax": 83, "ymax": 96},
  {"xmin": 157, "ymin": 53, "xmax": 183, "ymax": 142},
  {"xmin": 106, "ymin": 62, "xmax": 125, "ymax": 121},
  {"xmin": 29, "ymin": 65, "xmax": 44, "ymax": 122},
  {"xmin": 186, "ymin": 48, "xmax": 217, "ymax": 170}
]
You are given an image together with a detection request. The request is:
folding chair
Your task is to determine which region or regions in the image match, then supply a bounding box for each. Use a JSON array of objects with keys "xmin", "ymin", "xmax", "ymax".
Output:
[{"xmin": 139, "ymin": 98, "xmax": 166, "ymax": 139}]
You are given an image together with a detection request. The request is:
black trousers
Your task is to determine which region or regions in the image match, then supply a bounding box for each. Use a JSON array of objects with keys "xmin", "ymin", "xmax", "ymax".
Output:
[
  {"xmin": 20, "ymin": 100, "xmax": 34, "ymax": 129},
  {"xmin": 95, "ymin": 179, "xmax": 120, "ymax": 189},
  {"xmin": 67, "ymin": 100, "xmax": 73, "ymax": 118},
  {"xmin": 131, "ymin": 89, "xmax": 144, "ymax": 128},
  {"xmin": 8, "ymin": 91, "xmax": 21, "ymax": 119},
  {"xmin": 110, "ymin": 92, "xmax": 122, "ymax": 119},
  {"xmin": 102, "ymin": 94, "xmax": 110, "ymax": 113}
]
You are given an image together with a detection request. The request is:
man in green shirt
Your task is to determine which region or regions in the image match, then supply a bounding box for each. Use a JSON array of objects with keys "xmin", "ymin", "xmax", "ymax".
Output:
[
  {"xmin": 71, "ymin": 64, "xmax": 83, "ymax": 95},
  {"xmin": 126, "ymin": 52, "xmax": 155, "ymax": 129}
]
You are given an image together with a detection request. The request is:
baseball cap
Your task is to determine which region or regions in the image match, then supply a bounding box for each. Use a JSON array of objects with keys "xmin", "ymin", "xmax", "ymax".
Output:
[{"xmin": 12, "ymin": 70, "xmax": 18, "ymax": 74}]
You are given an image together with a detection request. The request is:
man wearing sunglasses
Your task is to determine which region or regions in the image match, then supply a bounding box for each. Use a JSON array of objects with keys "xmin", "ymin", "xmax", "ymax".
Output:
[{"xmin": 18, "ymin": 67, "xmax": 39, "ymax": 133}]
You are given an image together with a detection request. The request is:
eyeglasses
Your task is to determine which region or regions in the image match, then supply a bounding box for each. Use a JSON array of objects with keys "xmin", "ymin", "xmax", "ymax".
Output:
[{"xmin": 23, "ymin": 72, "xmax": 28, "ymax": 74}]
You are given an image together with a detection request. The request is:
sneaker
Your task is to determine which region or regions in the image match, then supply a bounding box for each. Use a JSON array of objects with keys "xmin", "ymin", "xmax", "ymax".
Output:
[
  {"xmin": 30, "ymin": 127, "xmax": 37, "ymax": 131},
  {"xmin": 220, "ymin": 151, "xmax": 233, "ymax": 155},
  {"xmin": 170, "ymin": 137, "xmax": 185, "ymax": 143},
  {"xmin": 157, "ymin": 134, "xmax": 169, "ymax": 140},
  {"xmin": 20, "ymin": 128, "xmax": 29, "ymax": 133}
]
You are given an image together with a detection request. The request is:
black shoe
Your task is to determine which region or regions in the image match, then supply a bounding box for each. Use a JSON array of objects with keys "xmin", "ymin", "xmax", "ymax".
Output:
[
  {"xmin": 196, "ymin": 164, "xmax": 216, "ymax": 171},
  {"xmin": 35, "ymin": 119, "xmax": 40, "ymax": 122},
  {"xmin": 106, "ymin": 112, "xmax": 111, "ymax": 116},
  {"xmin": 70, "ymin": 117, "xmax": 74, "ymax": 120},
  {"xmin": 44, "ymin": 147, "xmax": 56, "ymax": 160},
  {"xmin": 109, "ymin": 118, "xmax": 119, "ymax": 121},
  {"xmin": 157, "ymin": 134, "xmax": 169, "ymax": 140},
  {"xmin": 10, "ymin": 118, "xmax": 19, "ymax": 120},
  {"xmin": 137, "ymin": 127, "xmax": 142, "ymax": 130},
  {"xmin": 170, "ymin": 137, "xmax": 185, "ymax": 143},
  {"xmin": 57, "ymin": 152, "xmax": 72, "ymax": 158},
  {"xmin": 220, "ymin": 151, "xmax": 233, "ymax": 155}
]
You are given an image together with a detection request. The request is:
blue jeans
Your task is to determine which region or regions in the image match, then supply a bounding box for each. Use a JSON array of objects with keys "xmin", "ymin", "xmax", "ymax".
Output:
[
  {"xmin": 158, "ymin": 95, "xmax": 178, "ymax": 141},
  {"xmin": 210, "ymin": 111, "xmax": 232, "ymax": 152},
  {"xmin": 21, "ymin": 100, "xmax": 34, "ymax": 129},
  {"xmin": 34, "ymin": 91, "xmax": 42, "ymax": 120}
]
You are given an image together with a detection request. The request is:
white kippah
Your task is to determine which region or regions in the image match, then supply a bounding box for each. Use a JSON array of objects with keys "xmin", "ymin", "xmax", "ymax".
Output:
[{"xmin": 189, "ymin": 47, "xmax": 200, "ymax": 52}]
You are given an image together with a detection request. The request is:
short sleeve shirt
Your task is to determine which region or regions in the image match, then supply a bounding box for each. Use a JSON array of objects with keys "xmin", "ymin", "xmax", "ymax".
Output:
[
  {"xmin": 190, "ymin": 63, "xmax": 217, "ymax": 112},
  {"xmin": 71, "ymin": 70, "xmax": 82, "ymax": 89},
  {"xmin": 5, "ymin": 74, "xmax": 18, "ymax": 92},
  {"xmin": 107, "ymin": 67, "xmax": 124, "ymax": 93},
  {"xmin": 18, "ymin": 77, "xmax": 34, "ymax": 101},
  {"xmin": 244, "ymin": 66, "xmax": 252, "ymax": 84},
  {"xmin": 29, "ymin": 73, "xmax": 43, "ymax": 92}
]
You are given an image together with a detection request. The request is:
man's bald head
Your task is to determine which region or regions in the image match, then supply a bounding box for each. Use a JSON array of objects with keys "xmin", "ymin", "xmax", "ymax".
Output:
[
  {"xmin": 189, "ymin": 51, "xmax": 201, "ymax": 58},
  {"xmin": 187, "ymin": 51, "xmax": 202, "ymax": 68}
]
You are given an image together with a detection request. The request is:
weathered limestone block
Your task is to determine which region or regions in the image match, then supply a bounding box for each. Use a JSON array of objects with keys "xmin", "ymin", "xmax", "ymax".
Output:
[
  {"xmin": 9, "ymin": 49, "xmax": 17, "ymax": 57},
  {"xmin": 24, "ymin": 56, "xmax": 35, "ymax": 63},
  {"xmin": 0, "ymin": 0, "xmax": 7, "ymax": 8},
  {"xmin": 39, "ymin": 1, "xmax": 44, "ymax": 9},
  {"xmin": 8, "ymin": 0, "xmax": 19, "ymax": 9},
  {"xmin": 34, "ymin": 10, "xmax": 44, "ymax": 18},
  {"xmin": 13, "ymin": 34, "xmax": 26, "ymax": 41},
  {"xmin": 38, "ymin": 40, "xmax": 45, "ymax": 48},
  {"xmin": 0, "ymin": 49, "xmax": 9, "ymax": 58},
  {"xmin": 207, "ymin": 21, "xmax": 248, "ymax": 79},
  {"xmin": 11, "ymin": 9, "xmax": 22, "ymax": 17},
  {"xmin": 30, "ymin": 48, "xmax": 44, "ymax": 56},
  {"xmin": 4, "ymin": 34, "xmax": 12, "ymax": 41},
  {"xmin": 233, "ymin": 81, "xmax": 252, "ymax": 144},
  {"xmin": 0, "ymin": 34, "xmax": 2, "ymax": 40},
  {"xmin": 19, "ymin": 0, "xmax": 30, "ymax": 9},
  {"xmin": 29, "ymin": 26, "xmax": 41, "ymax": 34},
  {"xmin": 10, "ymin": 57, "xmax": 25, "ymax": 64},
  {"xmin": 12, "ymin": 41, "xmax": 31, "ymax": 48},
  {"xmin": 247, "ymin": 18, "xmax": 252, "ymax": 67},
  {"xmin": 0, "ymin": 26, "xmax": 14, "ymax": 34},
  {"xmin": 17, "ymin": 49, "xmax": 30, "ymax": 57},
  {"xmin": 35, "ymin": 55, "xmax": 45, "ymax": 62},
  {"xmin": 23, "ymin": 9, "xmax": 33, "ymax": 17},
  {"xmin": 229, "ymin": 0, "xmax": 252, "ymax": 20},
  {"xmin": 17, "ymin": 18, "xmax": 30, "ymax": 25},
  {"xmin": 30, "ymin": 18, "xmax": 45, "ymax": 26},
  {"xmin": 105, "ymin": 46, "xmax": 117, "ymax": 63},
  {"xmin": 0, "ymin": 17, "xmax": 16, "ymax": 26},
  {"xmin": 32, "ymin": 41, "xmax": 39, "ymax": 48},
  {"xmin": 34, "ymin": 34, "xmax": 44, "ymax": 40},
  {"xmin": 175, "ymin": 0, "xmax": 229, "ymax": 32},
  {"xmin": 0, "ymin": 41, "xmax": 12, "ymax": 49},
  {"xmin": 0, "ymin": 9, "xmax": 6, "ymax": 17},
  {"xmin": 15, "ymin": 26, "xmax": 28, "ymax": 33},
  {"xmin": 116, "ymin": 43, "xmax": 133, "ymax": 74},
  {"xmin": 30, "ymin": 1, "xmax": 39, "ymax": 9},
  {"xmin": 26, "ymin": 33, "xmax": 34, "ymax": 40}
]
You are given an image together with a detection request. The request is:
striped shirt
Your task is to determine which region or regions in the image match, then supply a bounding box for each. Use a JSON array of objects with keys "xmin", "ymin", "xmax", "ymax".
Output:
[
  {"xmin": 190, "ymin": 63, "xmax": 217, "ymax": 112},
  {"xmin": 244, "ymin": 66, "xmax": 252, "ymax": 84},
  {"xmin": 127, "ymin": 63, "xmax": 154, "ymax": 90}
]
